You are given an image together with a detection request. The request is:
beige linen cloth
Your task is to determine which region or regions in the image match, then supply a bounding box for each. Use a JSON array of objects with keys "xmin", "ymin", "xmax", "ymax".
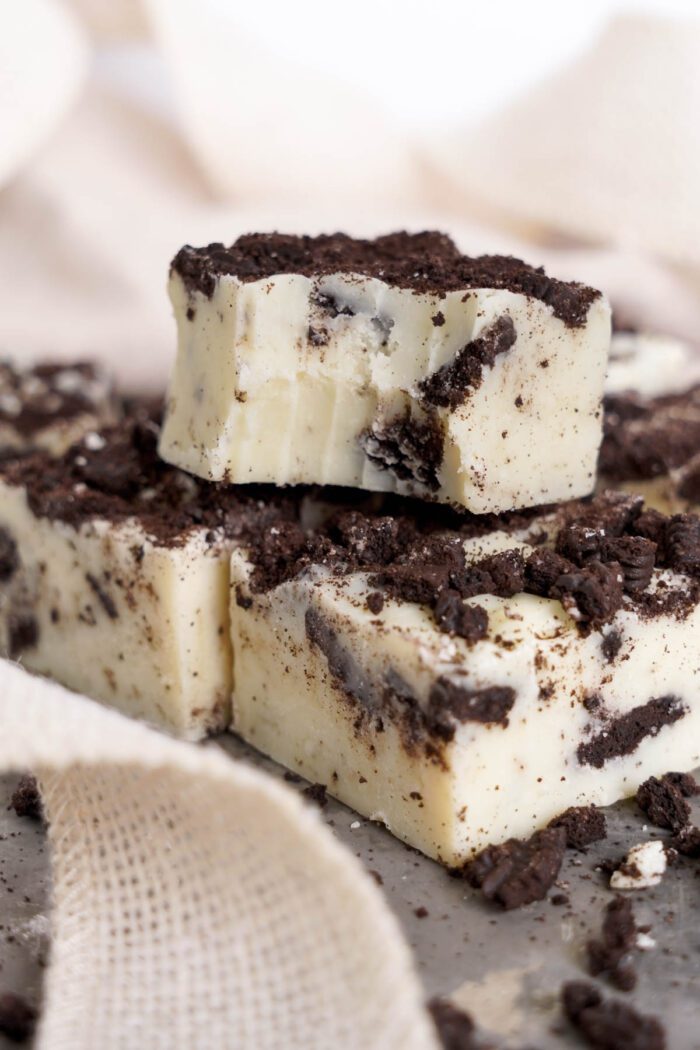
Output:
[{"xmin": 1, "ymin": 3, "xmax": 699, "ymax": 1047}]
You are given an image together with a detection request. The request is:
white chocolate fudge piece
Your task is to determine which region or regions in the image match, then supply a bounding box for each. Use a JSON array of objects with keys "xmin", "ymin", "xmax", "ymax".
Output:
[
  {"xmin": 601, "ymin": 331, "xmax": 700, "ymax": 514},
  {"xmin": 606, "ymin": 330, "xmax": 700, "ymax": 399},
  {"xmin": 0, "ymin": 360, "xmax": 119, "ymax": 456},
  {"xmin": 230, "ymin": 493, "xmax": 700, "ymax": 865},
  {"xmin": 160, "ymin": 232, "xmax": 610, "ymax": 512},
  {"xmin": 0, "ymin": 419, "xmax": 290, "ymax": 739}
]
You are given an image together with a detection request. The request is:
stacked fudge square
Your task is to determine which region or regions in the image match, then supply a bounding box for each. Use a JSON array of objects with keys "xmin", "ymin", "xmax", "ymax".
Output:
[{"xmin": 1, "ymin": 232, "xmax": 699, "ymax": 866}]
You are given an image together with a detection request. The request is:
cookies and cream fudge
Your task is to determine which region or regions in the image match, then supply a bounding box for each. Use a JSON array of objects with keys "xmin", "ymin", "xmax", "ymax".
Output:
[
  {"xmin": 606, "ymin": 330, "xmax": 700, "ymax": 399},
  {"xmin": 0, "ymin": 360, "xmax": 119, "ymax": 456},
  {"xmin": 0, "ymin": 418, "xmax": 292, "ymax": 739},
  {"xmin": 230, "ymin": 492, "xmax": 700, "ymax": 865},
  {"xmin": 601, "ymin": 332, "xmax": 700, "ymax": 514},
  {"xmin": 160, "ymin": 232, "xmax": 610, "ymax": 513}
]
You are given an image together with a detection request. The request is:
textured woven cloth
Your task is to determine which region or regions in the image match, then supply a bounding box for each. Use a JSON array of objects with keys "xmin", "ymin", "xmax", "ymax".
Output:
[{"xmin": 0, "ymin": 660, "xmax": 437, "ymax": 1049}]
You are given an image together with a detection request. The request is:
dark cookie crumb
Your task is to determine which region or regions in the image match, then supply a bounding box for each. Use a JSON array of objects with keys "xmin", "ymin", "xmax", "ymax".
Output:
[
  {"xmin": 0, "ymin": 527, "xmax": 19, "ymax": 581},
  {"xmin": 665, "ymin": 514, "xmax": 700, "ymax": 577},
  {"xmin": 0, "ymin": 992, "xmax": 37, "ymax": 1043},
  {"xmin": 463, "ymin": 826, "xmax": 566, "ymax": 910},
  {"xmin": 85, "ymin": 572, "xmax": 118, "ymax": 620},
  {"xmin": 552, "ymin": 560, "xmax": 624, "ymax": 630},
  {"xmin": 561, "ymin": 980, "xmax": 666, "ymax": 1050},
  {"xmin": 9, "ymin": 775, "xmax": 42, "ymax": 821},
  {"xmin": 432, "ymin": 591, "xmax": 489, "ymax": 643},
  {"xmin": 427, "ymin": 679, "xmax": 515, "ymax": 734},
  {"xmin": 420, "ymin": 316, "xmax": 517, "ymax": 409},
  {"xmin": 602, "ymin": 536, "xmax": 656, "ymax": 594},
  {"xmin": 600, "ymin": 629, "xmax": 622, "ymax": 664},
  {"xmin": 670, "ymin": 824, "xmax": 700, "ymax": 857},
  {"xmin": 360, "ymin": 411, "xmax": 444, "ymax": 491},
  {"xmin": 548, "ymin": 805, "xmax": 607, "ymax": 850},
  {"xmin": 235, "ymin": 585, "xmax": 253, "ymax": 610},
  {"xmin": 427, "ymin": 998, "xmax": 479, "ymax": 1050},
  {"xmin": 7, "ymin": 613, "xmax": 39, "ymax": 659},
  {"xmin": 636, "ymin": 772, "xmax": 698, "ymax": 832},
  {"xmin": 578, "ymin": 696, "xmax": 686, "ymax": 768},
  {"xmin": 587, "ymin": 896, "xmax": 638, "ymax": 991},
  {"xmin": 302, "ymin": 782, "xmax": 328, "ymax": 808},
  {"xmin": 366, "ymin": 591, "xmax": 384, "ymax": 615}
]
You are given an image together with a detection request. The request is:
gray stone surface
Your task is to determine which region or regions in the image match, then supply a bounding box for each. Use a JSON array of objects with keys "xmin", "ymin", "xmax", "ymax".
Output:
[{"xmin": 1, "ymin": 743, "xmax": 699, "ymax": 1048}]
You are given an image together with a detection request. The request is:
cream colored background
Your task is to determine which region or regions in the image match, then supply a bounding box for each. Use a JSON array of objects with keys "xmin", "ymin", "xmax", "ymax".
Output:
[{"xmin": 2, "ymin": 1, "xmax": 699, "ymax": 393}]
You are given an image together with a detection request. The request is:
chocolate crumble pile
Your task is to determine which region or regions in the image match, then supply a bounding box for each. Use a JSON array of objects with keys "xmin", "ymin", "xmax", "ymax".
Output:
[
  {"xmin": 561, "ymin": 981, "xmax": 666, "ymax": 1050},
  {"xmin": 600, "ymin": 384, "xmax": 700, "ymax": 486},
  {"xmin": 587, "ymin": 896, "xmax": 639, "ymax": 991},
  {"xmin": 9, "ymin": 775, "xmax": 43, "ymax": 821},
  {"xmin": 462, "ymin": 826, "xmax": 567, "ymax": 910},
  {"xmin": 637, "ymin": 771, "xmax": 700, "ymax": 856},
  {"xmin": 0, "ymin": 361, "xmax": 115, "ymax": 444},
  {"xmin": 0, "ymin": 419, "xmax": 296, "ymax": 547},
  {"xmin": 636, "ymin": 772, "xmax": 698, "ymax": 832},
  {"xmin": 246, "ymin": 491, "xmax": 700, "ymax": 638},
  {"xmin": 171, "ymin": 231, "xmax": 600, "ymax": 327},
  {"xmin": 548, "ymin": 804, "xmax": 607, "ymax": 850}
]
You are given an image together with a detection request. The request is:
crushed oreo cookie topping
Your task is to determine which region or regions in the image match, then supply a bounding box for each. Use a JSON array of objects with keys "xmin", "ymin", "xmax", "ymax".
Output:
[
  {"xmin": 0, "ymin": 419, "xmax": 296, "ymax": 548},
  {"xmin": 172, "ymin": 232, "xmax": 600, "ymax": 327}
]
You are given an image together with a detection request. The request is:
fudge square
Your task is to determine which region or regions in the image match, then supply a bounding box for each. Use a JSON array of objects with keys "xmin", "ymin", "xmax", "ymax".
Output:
[
  {"xmin": 159, "ymin": 232, "xmax": 611, "ymax": 513},
  {"xmin": 601, "ymin": 330, "xmax": 700, "ymax": 515},
  {"xmin": 0, "ymin": 360, "xmax": 119, "ymax": 456},
  {"xmin": 0, "ymin": 417, "xmax": 291, "ymax": 739},
  {"xmin": 230, "ymin": 492, "xmax": 700, "ymax": 865}
]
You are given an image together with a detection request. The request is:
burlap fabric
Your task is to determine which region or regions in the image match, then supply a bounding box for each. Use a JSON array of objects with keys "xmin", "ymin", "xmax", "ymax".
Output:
[{"xmin": 0, "ymin": 660, "xmax": 437, "ymax": 1049}]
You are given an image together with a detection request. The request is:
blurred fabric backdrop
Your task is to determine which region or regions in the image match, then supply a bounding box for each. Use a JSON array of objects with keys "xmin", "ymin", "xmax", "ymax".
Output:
[{"xmin": 2, "ymin": 0, "xmax": 700, "ymax": 390}]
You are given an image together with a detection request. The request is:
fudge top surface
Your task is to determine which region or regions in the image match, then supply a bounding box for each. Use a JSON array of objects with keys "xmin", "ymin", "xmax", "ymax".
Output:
[
  {"xmin": 0, "ymin": 418, "xmax": 296, "ymax": 547},
  {"xmin": 0, "ymin": 361, "xmax": 114, "ymax": 440},
  {"xmin": 171, "ymin": 231, "xmax": 601, "ymax": 328},
  {"xmin": 600, "ymin": 382, "xmax": 700, "ymax": 486}
]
